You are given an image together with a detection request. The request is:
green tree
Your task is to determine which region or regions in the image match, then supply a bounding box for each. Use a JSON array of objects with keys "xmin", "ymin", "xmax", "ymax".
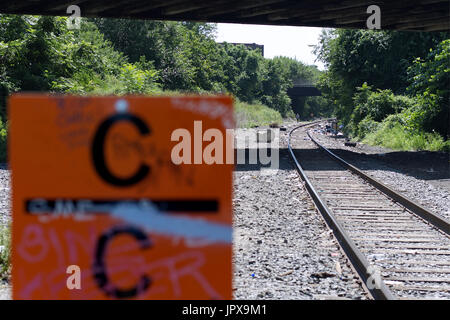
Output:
[
  {"xmin": 314, "ymin": 28, "xmax": 449, "ymax": 137},
  {"xmin": 407, "ymin": 39, "xmax": 450, "ymax": 137}
]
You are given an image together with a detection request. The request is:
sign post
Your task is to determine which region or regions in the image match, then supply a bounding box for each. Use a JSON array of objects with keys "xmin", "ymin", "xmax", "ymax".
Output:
[{"xmin": 10, "ymin": 94, "xmax": 233, "ymax": 299}]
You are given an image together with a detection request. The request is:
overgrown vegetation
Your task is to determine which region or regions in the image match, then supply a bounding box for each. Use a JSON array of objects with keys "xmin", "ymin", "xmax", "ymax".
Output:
[
  {"xmin": 315, "ymin": 29, "xmax": 449, "ymax": 152},
  {"xmin": 235, "ymin": 100, "xmax": 283, "ymax": 128},
  {"xmin": 3, "ymin": 15, "xmax": 446, "ymax": 153},
  {"xmin": 0, "ymin": 119, "xmax": 6, "ymax": 162},
  {"xmin": 0, "ymin": 15, "xmax": 329, "ymax": 161},
  {"xmin": 363, "ymin": 118, "xmax": 450, "ymax": 152}
]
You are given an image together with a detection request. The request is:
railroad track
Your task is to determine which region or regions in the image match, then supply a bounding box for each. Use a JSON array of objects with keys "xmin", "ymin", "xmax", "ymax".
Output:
[{"xmin": 288, "ymin": 121, "xmax": 450, "ymax": 300}]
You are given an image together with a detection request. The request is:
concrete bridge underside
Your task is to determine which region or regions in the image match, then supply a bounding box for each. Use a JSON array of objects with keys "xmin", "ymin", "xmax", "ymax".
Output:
[{"xmin": 1, "ymin": 1, "xmax": 449, "ymax": 32}]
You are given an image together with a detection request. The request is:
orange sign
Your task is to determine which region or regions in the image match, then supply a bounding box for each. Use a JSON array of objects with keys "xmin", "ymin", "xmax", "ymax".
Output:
[{"xmin": 10, "ymin": 94, "xmax": 233, "ymax": 300}]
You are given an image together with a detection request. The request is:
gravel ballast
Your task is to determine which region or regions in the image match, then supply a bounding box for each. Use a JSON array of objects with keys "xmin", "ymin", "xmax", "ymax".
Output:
[
  {"xmin": 310, "ymin": 126, "xmax": 450, "ymax": 222},
  {"xmin": 0, "ymin": 167, "xmax": 11, "ymax": 300},
  {"xmin": 232, "ymin": 125, "xmax": 368, "ymax": 299},
  {"xmin": 0, "ymin": 167, "xmax": 10, "ymax": 227}
]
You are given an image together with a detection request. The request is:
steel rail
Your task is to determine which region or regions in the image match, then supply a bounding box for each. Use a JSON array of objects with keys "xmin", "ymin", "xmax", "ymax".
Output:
[
  {"xmin": 306, "ymin": 130, "xmax": 450, "ymax": 236},
  {"xmin": 288, "ymin": 122, "xmax": 396, "ymax": 300}
]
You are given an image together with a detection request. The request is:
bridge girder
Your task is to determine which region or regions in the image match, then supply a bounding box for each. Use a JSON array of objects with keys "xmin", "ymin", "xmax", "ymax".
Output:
[{"xmin": 1, "ymin": 1, "xmax": 449, "ymax": 32}]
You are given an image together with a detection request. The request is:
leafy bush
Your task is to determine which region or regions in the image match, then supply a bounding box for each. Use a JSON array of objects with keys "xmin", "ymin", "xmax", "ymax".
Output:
[
  {"xmin": 234, "ymin": 100, "xmax": 283, "ymax": 128},
  {"xmin": 0, "ymin": 15, "xmax": 163, "ymax": 96},
  {"xmin": 355, "ymin": 116, "xmax": 380, "ymax": 139},
  {"xmin": 0, "ymin": 117, "xmax": 7, "ymax": 163},
  {"xmin": 117, "ymin": 63, "xmax": 160, "ymax": 94},
  {"xmin": 363, "ymin": 117, "xmax": 450, "ymax": 152},
  {"xmin": 352, "ymin": 101, "xmax": 449, "ymax": 152},
  {"xmin": 407, "ymin": 39, "xmax": 449, "ymax": 138},
  {"xmin": 352, "ymin": 85, "xmax": 414, "ymax": 122},
  {"xmin": 260, "ymin": 92, "xmax": 291, "ymax": 116},
  {"xmin": 349, "ymin": 84, "xmax": 417, "ymax": 138}
]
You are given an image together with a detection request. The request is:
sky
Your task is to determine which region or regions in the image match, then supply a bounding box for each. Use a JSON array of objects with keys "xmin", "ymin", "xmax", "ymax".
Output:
[{"xmin": 215, "ymin": 23, "xmax": 325, "ymax": 70}]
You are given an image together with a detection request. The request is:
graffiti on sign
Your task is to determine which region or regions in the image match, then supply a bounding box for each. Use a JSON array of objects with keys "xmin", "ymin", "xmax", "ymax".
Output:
[{"xmin": 10, "ymin": 95, "xmax": 233, "ymax": 299}]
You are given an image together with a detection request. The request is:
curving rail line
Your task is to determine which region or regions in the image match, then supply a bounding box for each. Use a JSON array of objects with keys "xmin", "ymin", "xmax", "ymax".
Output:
[{"xmin": 288, "ymin": 121, "xmax": 450, "ymax": 300}]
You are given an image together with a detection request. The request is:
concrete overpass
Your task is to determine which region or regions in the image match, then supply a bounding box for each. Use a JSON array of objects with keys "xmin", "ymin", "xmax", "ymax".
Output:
[
  {"xmin": 1, "ymin": 1, "xmax": 449, "ymax": 32},
  {"xmin": 288, "ymin": 78, "xmax": 321, "ymax": 97},
  {"xmin": 287, "ymin": 78, "xmax": 322, "ymax": 116}
]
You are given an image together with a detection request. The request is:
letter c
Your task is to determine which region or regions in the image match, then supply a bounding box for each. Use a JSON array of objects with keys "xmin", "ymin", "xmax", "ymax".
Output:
[
  {"xmin": 93, "ymin": 225, "xmax": 151, "ymax": 299},
  {"xmin": 92, "ymin": 113, "xmax": 150, "ymax": 186}
]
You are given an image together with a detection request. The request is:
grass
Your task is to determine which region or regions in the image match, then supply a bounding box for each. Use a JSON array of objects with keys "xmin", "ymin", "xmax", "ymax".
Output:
[
  {"xmin": 0, "ymin": 224, "xmax": 10, "ymax": 281},
  {"xmin": 234, "ymin": 100, "xmax": 283, "ymax": 128},
  {"xmin": 363, "ymin": 123, "xmax": 450, "ymax": 152}
]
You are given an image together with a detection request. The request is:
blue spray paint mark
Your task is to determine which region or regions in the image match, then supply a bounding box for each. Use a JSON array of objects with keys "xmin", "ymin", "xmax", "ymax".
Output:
[{"xmin": 110, "ymin": 202, "xmax": 232, "ymax": 244}]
